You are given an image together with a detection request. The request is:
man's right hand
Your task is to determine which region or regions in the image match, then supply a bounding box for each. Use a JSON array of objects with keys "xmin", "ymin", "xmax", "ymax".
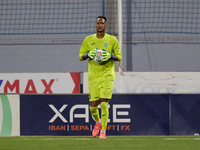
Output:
[{"xmin": 86, "ymin": 49, "xmax": 96, "ymax": 59}]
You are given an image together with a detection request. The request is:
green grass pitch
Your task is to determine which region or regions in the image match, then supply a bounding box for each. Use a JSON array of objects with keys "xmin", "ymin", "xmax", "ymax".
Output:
[{"xmin": 0, "ymin": 136, "xmax": 200, "ymax": 150}]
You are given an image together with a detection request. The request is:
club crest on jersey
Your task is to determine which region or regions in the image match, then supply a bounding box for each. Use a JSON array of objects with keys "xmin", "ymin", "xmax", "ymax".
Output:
[{"xmin": 104, "ymin": 41, "xmax": 108, "ymax": 47}]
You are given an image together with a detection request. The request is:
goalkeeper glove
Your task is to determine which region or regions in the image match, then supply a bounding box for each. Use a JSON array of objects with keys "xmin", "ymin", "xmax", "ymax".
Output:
[
  {"xmin": 85, "ymin": 49, "xmax": 96, "ymax": 59},
  {"xmin": 102, "ymin": 49, "xmax": 114, "ymax": 61}
]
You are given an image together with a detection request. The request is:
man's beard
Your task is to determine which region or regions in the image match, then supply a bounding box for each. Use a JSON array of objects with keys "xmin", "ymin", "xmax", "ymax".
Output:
[{"xmin": 97, "ymin": 29, "xmax": 104, "ymax": 33}]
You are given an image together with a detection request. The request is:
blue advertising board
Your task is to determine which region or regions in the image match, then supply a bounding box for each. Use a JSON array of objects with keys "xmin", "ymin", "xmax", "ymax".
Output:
[
  {"xmin": 20, "ymin": 94, "xmax": 169, "ymax": 135},
  {"xmin": 171, "ymin": 94, "xmax": 200, "ymax": 135}
]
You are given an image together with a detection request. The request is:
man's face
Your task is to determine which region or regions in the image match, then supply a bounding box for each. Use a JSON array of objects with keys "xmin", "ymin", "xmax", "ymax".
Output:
[{"xmin": 95, "ymin": 18, "xmax": 107, "ymax": 32}]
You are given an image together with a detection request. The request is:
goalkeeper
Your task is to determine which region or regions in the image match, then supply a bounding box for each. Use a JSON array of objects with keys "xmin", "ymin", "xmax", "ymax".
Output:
[{"xmin": 79, "ymin": 16, "xmax": 122, "ymax": 139}]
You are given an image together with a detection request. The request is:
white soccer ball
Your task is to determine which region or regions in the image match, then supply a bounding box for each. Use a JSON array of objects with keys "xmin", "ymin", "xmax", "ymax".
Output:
[{"xmin": 94, "ymin": 49, "xmax": 103, "ymax": 63}]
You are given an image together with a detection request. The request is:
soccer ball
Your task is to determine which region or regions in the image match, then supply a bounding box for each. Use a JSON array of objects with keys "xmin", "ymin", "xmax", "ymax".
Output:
[{"xmin": 94, "ymin": 49, "xmax": 103, "ymax": 63}]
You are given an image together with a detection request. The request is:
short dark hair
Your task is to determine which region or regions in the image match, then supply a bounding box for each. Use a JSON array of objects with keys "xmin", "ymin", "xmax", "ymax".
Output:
[{"xmin": 97, "ymin": 16, "xmax": 107, "ymax": 21}]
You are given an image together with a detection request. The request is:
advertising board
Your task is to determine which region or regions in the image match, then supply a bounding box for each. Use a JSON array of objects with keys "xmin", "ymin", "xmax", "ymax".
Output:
[
  {"xmin": 171, "ymin": 94, "xmax": 200, "ymax": 135},
  {"xmin": 83, "ymin": 72, "xmax": 200, "ymax": 93},
  {"xmin": 0, "ymin": 73, "xmax": 80, "ymax": 94},
  {"xmin": 0, "ymin": 94, "xmax": 20, "ymax": 136},
  {"xmin": 20, "ymin": 94, "xmax": 169, "ymax": 135}
]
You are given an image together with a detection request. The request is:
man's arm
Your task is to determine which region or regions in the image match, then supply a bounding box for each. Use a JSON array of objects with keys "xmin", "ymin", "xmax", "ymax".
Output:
[
  {"xmin": 112, "ymin": 37, "xmax": 122, "ymax": 61},
  {"xmin": 79, "ymin": 37, "xmax": 97, "ymax": 61},
  {"xmin": 112, "ymin": 55, "xmax": 119, "ymax": 61},
  {"xmin": 79, "ymin": 37, "xmax": 90, "ymax": 61},
  {"xmin": 82, "ymin": 54, "xmax": 88, "ymax": 60},
  {"xmin": 79, "ymin": 42, "xmax": 87, "ymax": 61}
]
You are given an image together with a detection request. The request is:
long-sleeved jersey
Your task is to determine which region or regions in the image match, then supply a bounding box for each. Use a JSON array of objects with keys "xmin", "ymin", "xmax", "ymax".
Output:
[{"xmin": 79, "ymin": 33, "xmax": 122, "ymax": 82}]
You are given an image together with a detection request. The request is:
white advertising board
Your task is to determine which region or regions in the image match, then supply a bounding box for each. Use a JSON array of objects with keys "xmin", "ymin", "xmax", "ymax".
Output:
[
  {"xmin": 83, "ymin": 72, "xmax": 200, "ymax": 93},
  {"xmin": 0, "ymin": 94, "xmax": 20, "ymax": 136},
  {"xmin": 0, "ymin": 73, "xmax": 80, "ymax": 94}
]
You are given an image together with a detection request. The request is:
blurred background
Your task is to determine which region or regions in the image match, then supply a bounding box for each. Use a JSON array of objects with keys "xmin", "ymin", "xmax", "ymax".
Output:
[{"xmin": 1, "ymin": 0, "xmax": 200, "ymax": 73}]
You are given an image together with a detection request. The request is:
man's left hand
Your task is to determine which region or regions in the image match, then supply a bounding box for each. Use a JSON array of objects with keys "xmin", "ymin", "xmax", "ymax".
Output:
[{"xmin": 102, "ymin": 50, "xmax": 113, "ymax": 61}]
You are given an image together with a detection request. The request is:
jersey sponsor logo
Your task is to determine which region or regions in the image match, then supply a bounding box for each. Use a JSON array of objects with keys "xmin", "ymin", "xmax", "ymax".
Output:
[{"xmin": 91, "ymin": 43, "xmax": 95, "ymax": 45}]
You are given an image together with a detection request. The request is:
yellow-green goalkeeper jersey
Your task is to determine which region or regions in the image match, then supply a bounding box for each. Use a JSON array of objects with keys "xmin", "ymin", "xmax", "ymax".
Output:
[{"xmin": 79, "ymin": 33, "xmax": 122, "ymax": 82}]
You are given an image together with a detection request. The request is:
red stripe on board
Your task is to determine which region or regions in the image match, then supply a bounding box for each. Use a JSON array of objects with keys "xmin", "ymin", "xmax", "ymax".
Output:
[{"xmin": 70, "ymin": 72, "xmax": 80, "ymax": 93}]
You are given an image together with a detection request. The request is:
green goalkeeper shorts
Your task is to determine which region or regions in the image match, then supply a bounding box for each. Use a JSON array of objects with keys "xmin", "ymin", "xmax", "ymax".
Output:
[{"xmin": 89, "ymin": 80, "xmax": 113, "ymax": 101}]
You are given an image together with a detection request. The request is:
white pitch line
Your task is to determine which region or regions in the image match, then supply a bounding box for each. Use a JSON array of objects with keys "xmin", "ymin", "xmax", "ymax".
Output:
[{"xmin": 163, "ymin": 138, "xmax": 200, "ymax": 140}]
